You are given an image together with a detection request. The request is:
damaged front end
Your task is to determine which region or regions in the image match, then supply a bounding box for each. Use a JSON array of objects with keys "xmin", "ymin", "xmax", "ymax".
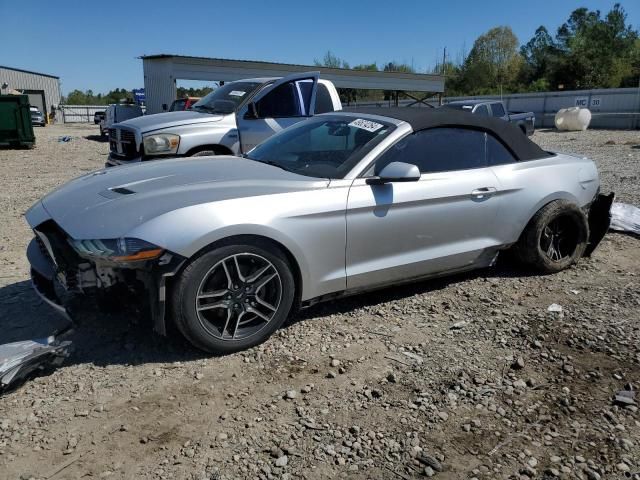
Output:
[
  {"xmin": 27, "ymin": 220, "xmax": 185, "ymax": 336},
  {"xmin": 584, "ymin": 191, "xmax": 615, "ymax": 257}
]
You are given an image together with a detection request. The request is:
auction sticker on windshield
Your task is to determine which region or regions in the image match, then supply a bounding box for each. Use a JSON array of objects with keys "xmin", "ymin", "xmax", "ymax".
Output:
[
  {"xmin": 229, "ymin": 91, "xmax": 246, "ymax": 97},
  {"xmin": 349, "ymin": 119, "xmax": 384, "ymax": 132}
]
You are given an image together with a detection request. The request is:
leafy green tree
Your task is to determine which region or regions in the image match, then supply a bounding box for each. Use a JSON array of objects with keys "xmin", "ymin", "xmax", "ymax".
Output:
[
  {"xmin": 460, "ymin": 26, "xmax": 523, "ymax": 94},
  {"xmin": 314, "ymin": 51, "xmax": 350, "ymax": 69},
  {"xmin": 519, "ymin": 26, "xmax": 557, "ymax": 87}
]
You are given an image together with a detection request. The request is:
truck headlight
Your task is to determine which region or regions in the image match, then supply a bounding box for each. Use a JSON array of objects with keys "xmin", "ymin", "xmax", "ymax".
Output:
[
  {"xmin": 70, "ymin": 238, "xmax": 164, "ymax": 262},
  {"xmin": 143, "ymin": 134, "xmax": 180, "ymax": 155}
]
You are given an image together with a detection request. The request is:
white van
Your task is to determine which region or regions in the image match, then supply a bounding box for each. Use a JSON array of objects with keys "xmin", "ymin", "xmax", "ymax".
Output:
[{"xmin": 100, "ymin": 104, "xmax": 144, "ymax": 137}]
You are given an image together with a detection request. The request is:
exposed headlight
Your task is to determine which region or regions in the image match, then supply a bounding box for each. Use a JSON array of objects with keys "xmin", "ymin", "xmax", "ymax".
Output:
[
  {"xmin": 143, "ymin": 134, "xmax": 180, "ymax": 155},
  {"xmin": 70, "ymin": 238, "xmax": 164, "ymax": 262}
]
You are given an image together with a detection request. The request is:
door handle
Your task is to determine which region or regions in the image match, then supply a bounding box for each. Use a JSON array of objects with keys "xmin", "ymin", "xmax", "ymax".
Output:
[{"xmin": 471, "ymin": 187, "xmax": 497, "ymax": 199}]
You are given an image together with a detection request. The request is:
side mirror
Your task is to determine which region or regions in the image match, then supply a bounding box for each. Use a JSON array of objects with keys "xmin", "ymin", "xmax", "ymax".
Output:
[
  {"xmin": 244, "ymin": 102, "xmax": 259, "ymax": 119},
  {"xmin": 366, "ymin": 162, "xmax": 420, "ymax": 185}
]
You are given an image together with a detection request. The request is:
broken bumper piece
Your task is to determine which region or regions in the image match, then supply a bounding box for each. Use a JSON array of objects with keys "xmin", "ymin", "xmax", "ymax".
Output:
[
  {"xmin": 584, "ymin": 192, "xmax": 614, "ymax": 257},
  {"xmin": 27, "ymin": 237, "xmax": 71, "ymax": 320},
  {"xmin": 0, "ymin": 336, "xmax": 72, "ymax": 392}
]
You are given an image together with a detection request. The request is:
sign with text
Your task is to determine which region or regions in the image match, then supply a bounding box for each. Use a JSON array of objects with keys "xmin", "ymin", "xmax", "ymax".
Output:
[{"xmin": 575, "ymin": 97, "xmax": 589, "ymax": 107}]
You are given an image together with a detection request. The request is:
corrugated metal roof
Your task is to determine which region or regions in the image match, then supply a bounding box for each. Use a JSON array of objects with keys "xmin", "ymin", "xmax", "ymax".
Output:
[
  {"xmin": 139, "ymin": 54, "xmax": 444, "ymax": 82},
  {"xmin": 0, "ymin": 65, "xmax": 59, "ymax": 79}
]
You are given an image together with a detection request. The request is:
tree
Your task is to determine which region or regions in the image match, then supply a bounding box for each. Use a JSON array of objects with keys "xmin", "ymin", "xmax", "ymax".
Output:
[
  {"xmin": 532, "ymin": 3, "xmax": 639, "ymax": 89},
  {"xmin": 519, "ymin": 26, "xmax": 557, "ymax": 84},
  {"xmin": 314, "ymin": 51, "xmax": 349, "ymax": 69},
  {"xmin": 460, "ymin": 26, "xmax": 523, "ymax": 94}
]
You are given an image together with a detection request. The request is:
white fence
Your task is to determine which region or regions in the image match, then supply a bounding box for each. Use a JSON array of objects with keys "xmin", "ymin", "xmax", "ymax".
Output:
[
  {"xmin": 445, "ymin": 87, "xmax": 640, "ymax": 130},
  {"xmin": 58, "ymin": 105, "xmax": 106, "ymax": 123},
  {"xmin": 357, "ymin": 87, "xmax": 640, "ymax": 129},
  {"xmin": 58, "ymin": 104, "xmax": 146, "ymax": 123}
]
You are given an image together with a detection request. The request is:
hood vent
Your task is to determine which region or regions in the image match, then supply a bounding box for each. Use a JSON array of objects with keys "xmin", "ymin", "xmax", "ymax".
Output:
[
  {"xmin": 111, "ymin": 187, "xmax": 135, "ymax": 195},
  {"xmin": 98, "ymin": 186, "xmax": 137, "ymax": 199}
]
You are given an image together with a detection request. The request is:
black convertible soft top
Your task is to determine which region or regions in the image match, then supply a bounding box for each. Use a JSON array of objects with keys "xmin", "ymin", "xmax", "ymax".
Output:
[{"xmin": 342, "ymin": 107, "xmax": 550, "ymax": 161}]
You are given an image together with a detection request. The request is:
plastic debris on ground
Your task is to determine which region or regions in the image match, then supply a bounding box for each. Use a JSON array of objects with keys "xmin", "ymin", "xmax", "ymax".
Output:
[
  {"xmin": 57, "ymin": 136, "xmax": 72, "ymax": 142},
  {"xmin": 610, "ymin": 202, "xmax": 640, "ymax": 235},
  {"xmin": 0, "ymin": 335, "xmax": 72, "ymax": 393},
  {"xmin": 547, "ymin": 303, "xmax": 563, "ymax": 313}
]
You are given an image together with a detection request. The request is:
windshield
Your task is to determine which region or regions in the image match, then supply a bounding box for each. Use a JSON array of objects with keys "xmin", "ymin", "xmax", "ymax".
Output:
[
  {"xmin": 245, "ymin": 115, "xmax": 395, "ymax": 179},
  {"xmin": 170, "ymin": 99, "xmax": 186, "ymax": 111},
  {"xmin": 192, "ymin": 81, "xmax": 263, "ymax": 113}
]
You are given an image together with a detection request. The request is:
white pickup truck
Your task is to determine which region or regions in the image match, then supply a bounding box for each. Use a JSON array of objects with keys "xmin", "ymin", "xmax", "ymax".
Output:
[{"xmin": 106, "ymin": 72, "xmax": 342, "ymax": 167}]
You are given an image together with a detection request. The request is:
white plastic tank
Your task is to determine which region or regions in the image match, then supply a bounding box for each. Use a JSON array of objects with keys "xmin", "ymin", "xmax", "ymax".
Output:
[{"xmin": 554, "ymin": 107, "xmax": 592, "ymax": 131}]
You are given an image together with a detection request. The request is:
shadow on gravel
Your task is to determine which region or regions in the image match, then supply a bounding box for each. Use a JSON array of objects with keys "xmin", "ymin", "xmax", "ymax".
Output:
[
  {"xmin": 0, "ymin": 259, "xmax": 540, "ymax": 387},
  {"xmin": 290, "ymin": 259, "xmax": 537, "ymax": 326},
  {"xmin": 84, "ymin": 134, "xmax": 108, "ymax": 143}
]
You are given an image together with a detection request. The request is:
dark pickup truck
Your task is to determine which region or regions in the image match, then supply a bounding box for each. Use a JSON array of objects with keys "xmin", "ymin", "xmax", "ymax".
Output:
[{"xmin": 441, "ymin": 100, "xmax": 535, "ymax": 136}]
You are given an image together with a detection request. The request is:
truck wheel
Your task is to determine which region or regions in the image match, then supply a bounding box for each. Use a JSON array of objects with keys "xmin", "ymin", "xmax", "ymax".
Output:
[
  {"xmin": 171, "ymin": 243, "xmax": 296, "ymax": 354},
  {"xmin": 191, "ymin": 150, "xmax": 217, "ymax": 157},
  {"xmin": 515, "ymin": 200, "xmax": 588, "ymax": 274}
]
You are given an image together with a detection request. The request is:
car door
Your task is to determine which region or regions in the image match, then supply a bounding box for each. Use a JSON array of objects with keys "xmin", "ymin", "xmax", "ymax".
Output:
[
  {"xmin": 345, "ymin": 127, "xmax": 503, "ymax": 290},
  {"xmin": 236, "ymin": 72, "xmax": 319, "ymax": 153}
]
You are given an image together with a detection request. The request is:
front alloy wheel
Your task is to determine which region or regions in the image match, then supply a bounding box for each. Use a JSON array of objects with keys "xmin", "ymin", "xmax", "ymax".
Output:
[
  {"xmin": 172, "ymin": 243, "xmax": 295, "ymax": 354},
  {"xmin": 196, "ymin": 253, "xmax": 282, "ymax": 341}
]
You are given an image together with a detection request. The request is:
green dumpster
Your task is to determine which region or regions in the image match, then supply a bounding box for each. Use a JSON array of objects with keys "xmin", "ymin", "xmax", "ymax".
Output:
[{"xmin": 0, "ymin": 95, "xmax": 35, "ymax": 148}]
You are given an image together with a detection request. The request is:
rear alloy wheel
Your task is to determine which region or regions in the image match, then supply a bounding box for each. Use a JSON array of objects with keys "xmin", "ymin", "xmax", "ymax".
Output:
[
  {"xmin": 515, "ymin": 200, "xmax": 588, "ymax": 273},
  {"xmin": 172, "ymin": 244, "xmax": 295, "ymax": 353}
]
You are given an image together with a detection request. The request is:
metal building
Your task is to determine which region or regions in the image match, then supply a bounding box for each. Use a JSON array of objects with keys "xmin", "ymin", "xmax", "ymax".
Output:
[
  {"xmin": 141, "ymin": 54, "xmax": 445, "ymax": 115},
  {"xmin": 0, "ymin": 66, "xmax": 62, "ymax": 120}
]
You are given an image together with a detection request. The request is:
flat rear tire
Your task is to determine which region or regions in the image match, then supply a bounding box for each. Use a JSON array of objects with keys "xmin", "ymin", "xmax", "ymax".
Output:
[{"xmin": 515, "ymin": 200, "xmax": 589, "ymax": 273}]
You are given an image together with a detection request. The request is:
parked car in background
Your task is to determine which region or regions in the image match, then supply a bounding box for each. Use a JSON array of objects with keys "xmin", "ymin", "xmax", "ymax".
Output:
[
  {"xmin": 100, "ymin": 104, "xmax": 144, "ymax": 138},
  {"xmin": 442, "ymin": 100, "xmax": 535, "ymax": 136},
  {"xmin": 169, "ymin": 97, "xmax": 201, "ymax": 111},
  {"xmin": 30, "ymin": 108, "xmax": 46, "ymax": 127},
  {"xmin": 94, "ymin": 111, "xmax": 105, "ymax": 125},
  {"xmin": 105, "ymin": 72, "xmax": 342, "ymax": 167},
  {"xmin": 26, "ymin": 108, "xmax": 611, "ymax": 354}
]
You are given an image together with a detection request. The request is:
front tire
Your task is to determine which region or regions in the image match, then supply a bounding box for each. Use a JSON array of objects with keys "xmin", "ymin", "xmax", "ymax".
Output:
[
  {"xmin": 515, "ymin": 200, "xmax": 589, "ymax": 273},
  {"xmin": 171, "ymin": 243, "xmax": 295, "ymax": 354}
]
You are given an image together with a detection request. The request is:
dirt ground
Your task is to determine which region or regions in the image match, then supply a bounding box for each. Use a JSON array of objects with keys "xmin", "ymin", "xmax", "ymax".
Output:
[{"xmin": 0, "ymin": 124, "xmax": 639, "ymax": 480}]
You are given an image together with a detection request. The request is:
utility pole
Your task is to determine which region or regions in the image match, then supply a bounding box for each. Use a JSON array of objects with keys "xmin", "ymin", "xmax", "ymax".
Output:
[{"xmin": 442, "ymin": 47, "xmax": 447, "ymax": 75}]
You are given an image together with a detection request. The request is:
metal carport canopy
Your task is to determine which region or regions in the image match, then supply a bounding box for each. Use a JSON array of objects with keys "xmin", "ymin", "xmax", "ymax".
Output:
[{"xmin": 141, "ymin": 54, "xmax": 445, "ymax": 114}]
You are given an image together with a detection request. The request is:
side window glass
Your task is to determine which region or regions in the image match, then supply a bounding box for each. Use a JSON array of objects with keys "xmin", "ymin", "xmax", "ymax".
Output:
[
  {"xmin": 486, "ymin": 134, "xmax": 516, "ymax": 166},
  {"xmin": 375, "ymin": 128, "xmax": 487, "ymax": 174},
  {"xmin": 295, "ymin": 79, "xmax": 314, "ymax": 115},
  {"xmin": 256, "ymin": 82, "xmax": 301, "ymax": 118},
  {"xmin": 491, "ymin": 103, "xmax": 506, "ymax": 117},
  {"xmin": 315, "ymin": 83, "xmax": 335, "ymax": 114},
  {"xmin": 475, "ymin": 104, "xmax": 489, "ymax": 116}
]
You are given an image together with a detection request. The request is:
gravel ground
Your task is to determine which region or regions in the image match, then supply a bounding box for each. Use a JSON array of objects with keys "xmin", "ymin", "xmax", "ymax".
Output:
[{"xmin": 0, "ymin": 124, "xmax": 639, "ymax": 480}]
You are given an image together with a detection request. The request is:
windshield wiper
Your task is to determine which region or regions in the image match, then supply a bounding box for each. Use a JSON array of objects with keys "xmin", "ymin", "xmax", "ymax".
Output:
[
  {"xmin": 248, "ymin": 158, "xmax": 295, "ymax": 174},
  {"xmin": 192, "ymin": 105, "xmax": 219, "ymax": 114}
]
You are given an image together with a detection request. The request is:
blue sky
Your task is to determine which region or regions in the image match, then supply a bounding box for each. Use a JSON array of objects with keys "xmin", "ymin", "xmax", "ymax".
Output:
[{"xmin": 1, "ymin": 0, "xmax": 638, "ymax": 95}]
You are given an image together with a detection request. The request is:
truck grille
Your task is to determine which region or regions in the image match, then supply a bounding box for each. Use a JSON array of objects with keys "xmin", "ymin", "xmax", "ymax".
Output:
[{"xmin": 109, "ymin": 127, "xmax": 139, "ymax": 160}]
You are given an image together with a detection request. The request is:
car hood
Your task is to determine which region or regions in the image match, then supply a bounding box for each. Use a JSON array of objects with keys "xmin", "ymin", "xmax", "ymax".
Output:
[
  {"xmin": 118, "ymin": 110, "xmax": 226, "ymax": 133},
  {"xmin": 36, "ymin": 157, "xmax": 329, "ymax": 240}
]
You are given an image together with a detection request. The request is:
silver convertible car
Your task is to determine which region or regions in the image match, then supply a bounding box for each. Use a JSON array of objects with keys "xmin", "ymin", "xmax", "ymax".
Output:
[{"xmin": 25, "ymin": 109, "xmax": 612, "ymax": 353}]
